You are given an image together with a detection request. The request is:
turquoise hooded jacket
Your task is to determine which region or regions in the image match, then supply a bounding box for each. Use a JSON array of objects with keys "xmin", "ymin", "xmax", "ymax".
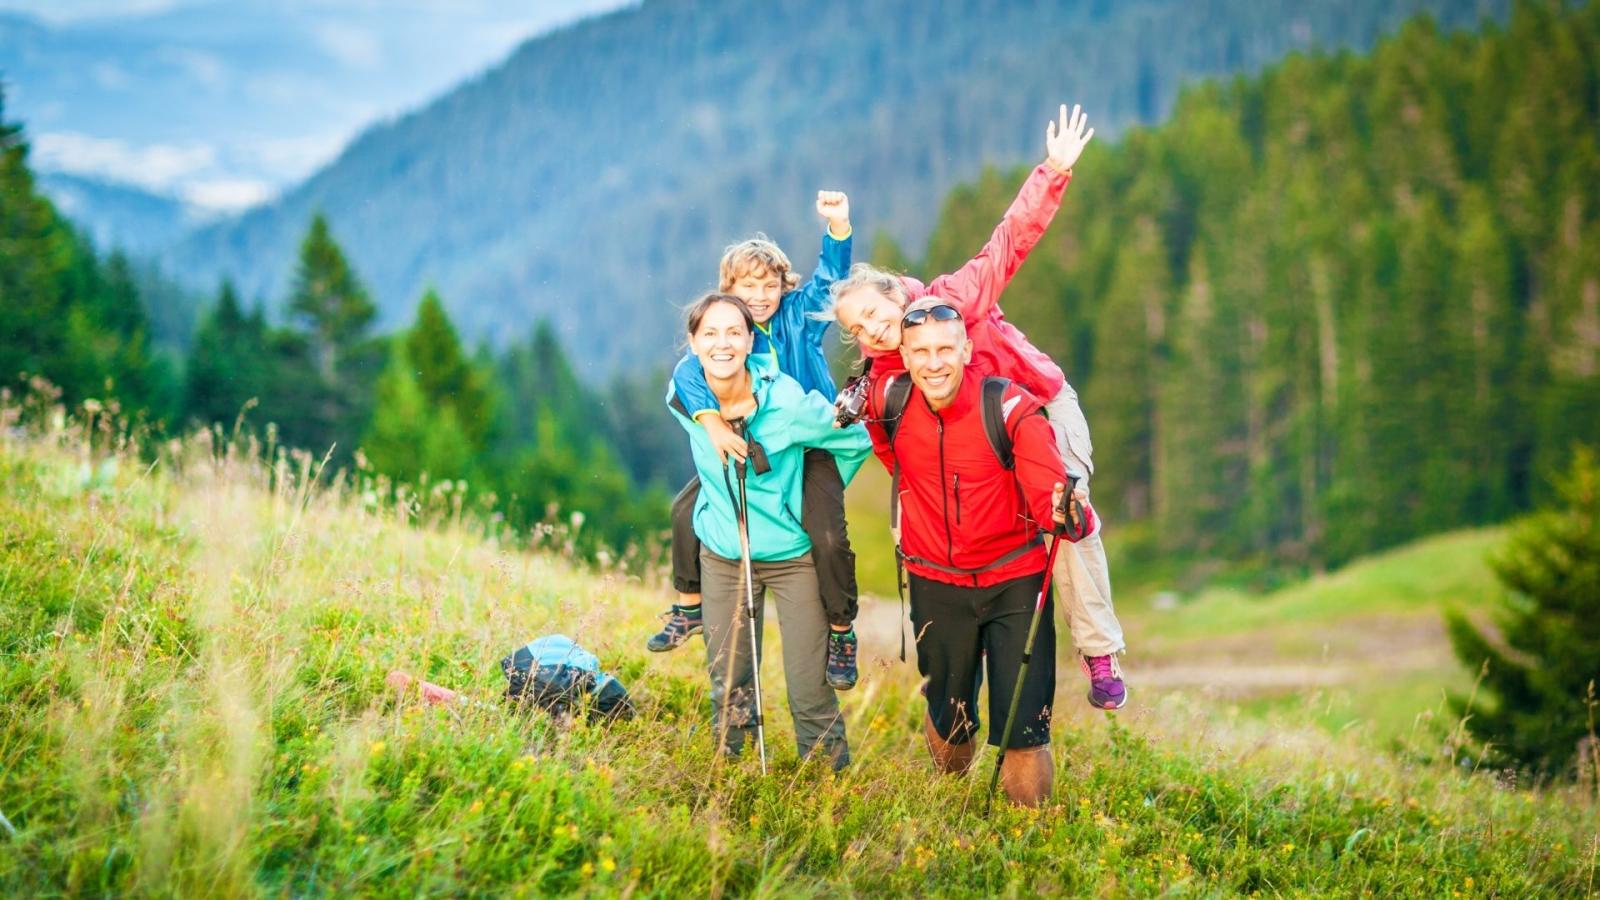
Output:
[{"xmin": 668, "ymin": 354, "xmax": 870, "ymax": 562}]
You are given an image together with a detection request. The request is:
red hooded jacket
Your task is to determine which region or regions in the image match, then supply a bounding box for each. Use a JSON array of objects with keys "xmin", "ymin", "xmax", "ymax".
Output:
[
  {"xmin": 865, "ymin": 369, "xmax": 1070, "ymax": 588},
  {"xmin": 864, "ymin": 162, "xmax": 1071, "ymax": 399}
]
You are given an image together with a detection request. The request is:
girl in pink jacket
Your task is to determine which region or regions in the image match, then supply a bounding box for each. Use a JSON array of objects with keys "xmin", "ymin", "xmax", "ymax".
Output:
[{"xmin": 828, "ymin": 104, "xmax": 1128, "ymax": 711}]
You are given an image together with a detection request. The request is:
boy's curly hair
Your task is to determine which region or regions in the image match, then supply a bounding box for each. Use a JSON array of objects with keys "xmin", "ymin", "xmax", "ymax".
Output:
[{"xmin": 719, "ymin": 235, "xmax": 800, "ymax": 294}]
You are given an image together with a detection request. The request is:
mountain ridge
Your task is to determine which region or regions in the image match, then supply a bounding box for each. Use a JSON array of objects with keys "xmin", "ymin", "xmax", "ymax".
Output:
[{"xmin": 166, "ymin": 0, "xmax": 1508, "ymax": 373}]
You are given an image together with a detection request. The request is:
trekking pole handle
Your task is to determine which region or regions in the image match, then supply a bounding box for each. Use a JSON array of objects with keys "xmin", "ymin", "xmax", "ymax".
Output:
[{"xmin": 1057, "ymin": 473, "xmax": 1088, "ymax": 542}]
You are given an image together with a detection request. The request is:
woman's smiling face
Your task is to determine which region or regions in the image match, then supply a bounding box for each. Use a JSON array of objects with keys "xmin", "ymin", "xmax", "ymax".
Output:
[{"xmin": 690, "ymin": 299, "xmax": 755, "ymax": 380}]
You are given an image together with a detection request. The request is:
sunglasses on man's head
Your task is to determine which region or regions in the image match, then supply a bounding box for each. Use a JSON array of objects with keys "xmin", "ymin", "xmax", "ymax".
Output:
[{"xmin": 900, "ymin": 304, "xmax": 963, "ymax": 329}]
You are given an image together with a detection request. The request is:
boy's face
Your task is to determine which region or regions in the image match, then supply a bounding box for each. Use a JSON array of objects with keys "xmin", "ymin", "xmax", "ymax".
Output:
[{"xmin": 729, "ymin": 266, "xmax": 784, "ymax": 325}]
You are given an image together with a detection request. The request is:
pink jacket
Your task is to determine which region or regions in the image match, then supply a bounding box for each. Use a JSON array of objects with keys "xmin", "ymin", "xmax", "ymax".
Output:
[{"xmin": 866, "ymin": 162, "xmax": 1071, "ymax": 399}]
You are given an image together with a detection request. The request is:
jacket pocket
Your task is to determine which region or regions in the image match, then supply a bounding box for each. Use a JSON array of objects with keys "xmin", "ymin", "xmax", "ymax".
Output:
[{"xmin": 953, "ymin": 474, "xmax": 961, "ymax": 524}]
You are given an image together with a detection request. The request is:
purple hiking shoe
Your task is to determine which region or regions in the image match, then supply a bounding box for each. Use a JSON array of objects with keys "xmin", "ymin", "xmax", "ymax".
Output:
[{"xmin": 1080, "ymin": 654, "xmax": 1127, "ymax": 710}]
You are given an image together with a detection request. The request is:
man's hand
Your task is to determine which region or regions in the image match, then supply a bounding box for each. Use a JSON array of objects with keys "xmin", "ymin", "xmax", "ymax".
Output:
[
  {"xmin": 817, "ymin": 190, "xmax": 851, "ymax": 238},
  {"xmin": 1045, "ymin": 104, "xmax": 1094, "ymax": 174},
  {"xmin": 1050, "ymin": 480, "xmax": 1090, "ymax": 529},
  {"xmin": 701, "ymin": 413, "xmax": 749, "ymax": 464}
]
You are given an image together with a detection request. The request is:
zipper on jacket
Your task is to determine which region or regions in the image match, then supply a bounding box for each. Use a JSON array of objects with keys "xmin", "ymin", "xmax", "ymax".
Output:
[
  {"xmin": 954, "ymin": 473, "xmax": 961, "ymax": 524},
  {"xmin": 937, "ymin": 413, "xmax": 954, "ymax": 564}
]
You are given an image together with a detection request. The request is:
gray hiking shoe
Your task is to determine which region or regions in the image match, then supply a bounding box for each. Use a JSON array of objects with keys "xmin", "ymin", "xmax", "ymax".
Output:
[{"xmin": 646, "ymin": 604, "xmax": 703, "ymax": 652}]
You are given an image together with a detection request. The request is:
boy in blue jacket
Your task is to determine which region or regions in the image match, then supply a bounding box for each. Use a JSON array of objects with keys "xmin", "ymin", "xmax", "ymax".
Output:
[{"xmin": 650, "ymin": 192, "xmax": 861, "ymax": 690}]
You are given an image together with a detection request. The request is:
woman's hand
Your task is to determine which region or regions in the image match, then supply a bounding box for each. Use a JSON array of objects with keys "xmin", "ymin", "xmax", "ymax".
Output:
[
  {"xmin": 817, "ymin": 190, "xmax": 851, "ymax": 238},
  {"xmin": 702, "ymin": 414, "xmax": 749, "ymax": 464},
  {"xmin": 1045, "ymin": 104, "xmax": 1094, "ymax": 174}
]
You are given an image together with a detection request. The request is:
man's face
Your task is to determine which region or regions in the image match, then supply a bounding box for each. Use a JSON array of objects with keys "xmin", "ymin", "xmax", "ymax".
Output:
[
  {"xmin": 900, "ymin": 318, "xmax": 971, "ymax": 409},
  {"xmin": 728, "ymin": 267, "xmax": 784, "ymax": 325}
]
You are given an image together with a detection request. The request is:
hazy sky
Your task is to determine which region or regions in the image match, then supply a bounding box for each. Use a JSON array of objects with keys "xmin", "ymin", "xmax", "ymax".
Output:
[{"xmin": 1, "ymin": 0, "xmax": 632, "ymax": 211}]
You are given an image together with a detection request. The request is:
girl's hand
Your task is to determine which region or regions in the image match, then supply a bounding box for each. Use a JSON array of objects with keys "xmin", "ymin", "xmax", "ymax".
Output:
[
  {"xmin": 817, "ymin": 190, "xmax": 851, "ymax": 238},
  {"xmin": 1045, "ymin": 104, "xmax": 1094, "ymax": 174},
  {"xmin": 702, "ymin": 414, "xmax": 749, "ymax": 464}
]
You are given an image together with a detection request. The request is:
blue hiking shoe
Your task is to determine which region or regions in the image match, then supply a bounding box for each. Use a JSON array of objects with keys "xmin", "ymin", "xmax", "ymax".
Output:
[{"xmin": 825, "ymin": 629, "xmax": 858, "ymax": 691}]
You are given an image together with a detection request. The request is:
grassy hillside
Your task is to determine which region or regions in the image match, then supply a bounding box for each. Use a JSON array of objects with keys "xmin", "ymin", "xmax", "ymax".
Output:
[{"xmin": 1, "ymin": 411, "xmax": 1595, "ymax": 895}]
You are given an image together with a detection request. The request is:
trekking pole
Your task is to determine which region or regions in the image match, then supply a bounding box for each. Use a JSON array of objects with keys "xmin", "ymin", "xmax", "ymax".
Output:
[
  {"xmin": 732, "ymin": 455, "xmax": 769, "ymax": 775},
  {"xmin": 984, "ymin": 476, "xmax": 1084, "ymax": 815}
]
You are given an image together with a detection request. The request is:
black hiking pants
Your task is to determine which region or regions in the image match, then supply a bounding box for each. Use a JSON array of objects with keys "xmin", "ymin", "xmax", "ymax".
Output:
[{"xmin": 670, "ymin": 447, "xmax": 858, "ymax": 627}]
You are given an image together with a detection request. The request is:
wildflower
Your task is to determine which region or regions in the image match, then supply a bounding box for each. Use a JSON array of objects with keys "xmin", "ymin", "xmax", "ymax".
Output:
[
  {"xmin": 581, "ymin": 862, "xmax": 595, "ymax": 877},
  {"xmin": 1280, "ymin": 843, "xmax": 1294, "ymax": 854},
  {"xmin": 601, "ymin": 858, "xmax": 616, "ymax": 873},
  {"xmin": 469, "ymin": 799, "xmax": 484, "ymax": 814},
  {"xmin": 369, "ymin": 741, "xmax": 386, "ymax": 756},
  {"xmin": 355, "ymin": 835, "xmax": 367, "ymax": 845}
]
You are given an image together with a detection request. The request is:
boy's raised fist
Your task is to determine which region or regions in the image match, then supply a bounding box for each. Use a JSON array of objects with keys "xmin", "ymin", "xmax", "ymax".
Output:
[{"xmin": 816, "ymin": 190, "xmax": 850, "ymax": 235}]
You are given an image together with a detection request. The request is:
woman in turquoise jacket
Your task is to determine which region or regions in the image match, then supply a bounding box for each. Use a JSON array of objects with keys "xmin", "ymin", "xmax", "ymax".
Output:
[{"xmin": 667, "ymin": 292, "xmax": 871, "ymax": 769}]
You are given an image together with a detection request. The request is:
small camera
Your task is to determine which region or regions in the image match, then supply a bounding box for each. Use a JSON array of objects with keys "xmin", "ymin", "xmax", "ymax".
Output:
[{"xmin": 833, "ymin": 374, "xmax": 871, "ymax": 428}]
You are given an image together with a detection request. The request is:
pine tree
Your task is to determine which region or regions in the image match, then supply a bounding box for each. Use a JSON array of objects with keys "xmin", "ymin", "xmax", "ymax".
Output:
[
  {"xmin": 362, "ymin": 341, "xmax": 474, "ymax": 484},
  {"xmin": 1448, "ymin": 447, "xmax": 1600, "ymax": 777},
  {"xmin": 287, "ymin": 213, "xmax": 376, "ymax": 380},
  {"xmin": 403, "ymin": 289, "xmax": 492, "ymax": 448},
  {"xmin": 186, "ymin": 281, "xmax": 273, "ymax": 428}
]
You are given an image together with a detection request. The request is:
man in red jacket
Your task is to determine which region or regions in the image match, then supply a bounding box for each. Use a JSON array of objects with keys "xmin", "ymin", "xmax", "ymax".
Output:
[{"xmin": 864, "ymin": 297, "xmax": 1094, "ymax": 807}]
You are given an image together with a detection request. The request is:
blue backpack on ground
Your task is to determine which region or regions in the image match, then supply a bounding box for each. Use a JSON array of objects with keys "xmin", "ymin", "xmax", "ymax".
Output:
[{"xmin": 500, "ymin": 635, "xmax": 633, "ymax": 721}]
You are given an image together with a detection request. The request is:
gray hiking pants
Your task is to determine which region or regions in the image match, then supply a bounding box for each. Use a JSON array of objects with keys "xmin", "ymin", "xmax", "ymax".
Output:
[
  {"xmin": 1045, "ymin": 382, "xmax": 1126, "ymax": 657},
  {"xmin": 700, "ymin": 549, "xmax": 850, "ymax": 769}
]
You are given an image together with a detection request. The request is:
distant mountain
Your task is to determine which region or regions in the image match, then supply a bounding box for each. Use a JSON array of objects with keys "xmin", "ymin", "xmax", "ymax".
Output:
[
  {"xmin": 37, "ymin": 171, "xmax": 194, "ymax": 255},
  {"xmin": 0, "ymin": 1, "xmax": 627, "ymax": 216},
  {"xmin": 167, "ymin": 0, "xmax": 1509, "ymax": 376}
]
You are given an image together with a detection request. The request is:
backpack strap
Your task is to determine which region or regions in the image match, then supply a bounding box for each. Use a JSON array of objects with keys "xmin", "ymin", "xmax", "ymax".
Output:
[
  {"xmin": 880, "ymin": 374, "xmax": 914, "ymax": 445},
  {"xmin": 980, "ymin": 376, "xmax": 1017, "ymax": 470},
  {"xmin": 880, "ymin": 373, "xmax": 914, "ymax": 663}
]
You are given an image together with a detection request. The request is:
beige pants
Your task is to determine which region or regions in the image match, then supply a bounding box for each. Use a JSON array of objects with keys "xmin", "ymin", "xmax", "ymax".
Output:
[{"xmin": 1044, "ymin": 383, "xmax": 1125, "ymax": 657}]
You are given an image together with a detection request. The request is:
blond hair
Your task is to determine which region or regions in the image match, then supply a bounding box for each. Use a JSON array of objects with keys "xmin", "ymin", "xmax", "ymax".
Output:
[
  {"xmin": 719, "ymin": 235, "xmax": 801, "ymax": 293},
  {"xmin": 813, "ymin": 263, "xmax": 914, "ymax": 333}
]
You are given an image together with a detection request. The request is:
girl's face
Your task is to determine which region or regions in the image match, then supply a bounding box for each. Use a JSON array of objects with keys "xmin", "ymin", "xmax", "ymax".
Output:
[
  {"xmin": 834, "ymin": 286, "xmax": 905, "ymax": 352},
  {"xmin": 690, "ymin": 300, "xmax": 755, "ymax": 380}
]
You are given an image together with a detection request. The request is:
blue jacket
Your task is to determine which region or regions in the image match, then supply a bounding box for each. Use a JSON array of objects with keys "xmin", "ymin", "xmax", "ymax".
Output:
[
  {"xmin": 668, "ymin": 354, "xmax": 870, "ymax": 562},
  {"xmin": 670, "ymin": 227, "xmax": 850, "ymax": 417}
]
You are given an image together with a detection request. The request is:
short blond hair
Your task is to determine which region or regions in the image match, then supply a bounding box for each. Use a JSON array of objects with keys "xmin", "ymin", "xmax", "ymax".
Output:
[{"xmin": 719, "ymin": 235, "xmax": 801, "ymax": 293}]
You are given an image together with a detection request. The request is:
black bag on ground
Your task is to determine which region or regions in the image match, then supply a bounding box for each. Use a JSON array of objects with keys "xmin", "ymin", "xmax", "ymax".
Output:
[{"xmin": 500, "ymin": 635, "xmax": 633, "ymax": 721}]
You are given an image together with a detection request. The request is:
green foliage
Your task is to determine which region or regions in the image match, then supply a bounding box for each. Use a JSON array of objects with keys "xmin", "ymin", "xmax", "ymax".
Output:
[
  {"xmin": 287, "ymin": 213, "xmax": 376, "ymax": 376},
  {"xmin": 402, "ymin": 289, "xmax": 492, "ymax": 449},
  {"xmin": 1448, "ymin": 447, "xmax": 1600, "ymax": 777},
  {"xmin": 362, "ymin": 342, "xmax": 476, "ymax": 485},
  {"xmin": 911, "ymin": 0, "xmax": 1600, "ymax": 569},
  {"xmin": 0, "ymin": 90, "xmax": 174, "ymax": 418}
]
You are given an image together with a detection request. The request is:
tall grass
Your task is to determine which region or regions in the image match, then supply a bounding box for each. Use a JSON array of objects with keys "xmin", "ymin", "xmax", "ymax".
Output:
[{"xmin": 1, "ymin": 396, "xmax": 1596, "ymax": 896}]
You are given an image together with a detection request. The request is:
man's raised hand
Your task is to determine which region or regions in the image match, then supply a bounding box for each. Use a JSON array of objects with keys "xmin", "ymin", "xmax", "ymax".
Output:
[
  {"xmin": 1045, "ymin": 104, "xmax": 1094, "ymax": 174},
  {"xmin": 817, "ymin": 190, "xmax": 851, "ymax": 238}
]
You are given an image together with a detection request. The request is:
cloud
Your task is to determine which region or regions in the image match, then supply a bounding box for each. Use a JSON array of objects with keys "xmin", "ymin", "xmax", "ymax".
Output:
[
  {"xmin": 239, "ymin": 131, "xmax": 348, "ymax": 180},
  {"xmin": 181, "ymin": 177, "xmax": 275, "ymax": 212},
  {"xmin": 313, "ymin": 22, "xmax": 383, "ymax": 70},
  {"xmin": 155, "ymin": 45, "xmax": 229, "ymax": 89},
  {"xmin": 91, "ymin": 61, "xmax": 132, "ymax": 90},
  {"xmin": 32, "ymin": 131, "xmax": 216, "ymax": 191}
]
